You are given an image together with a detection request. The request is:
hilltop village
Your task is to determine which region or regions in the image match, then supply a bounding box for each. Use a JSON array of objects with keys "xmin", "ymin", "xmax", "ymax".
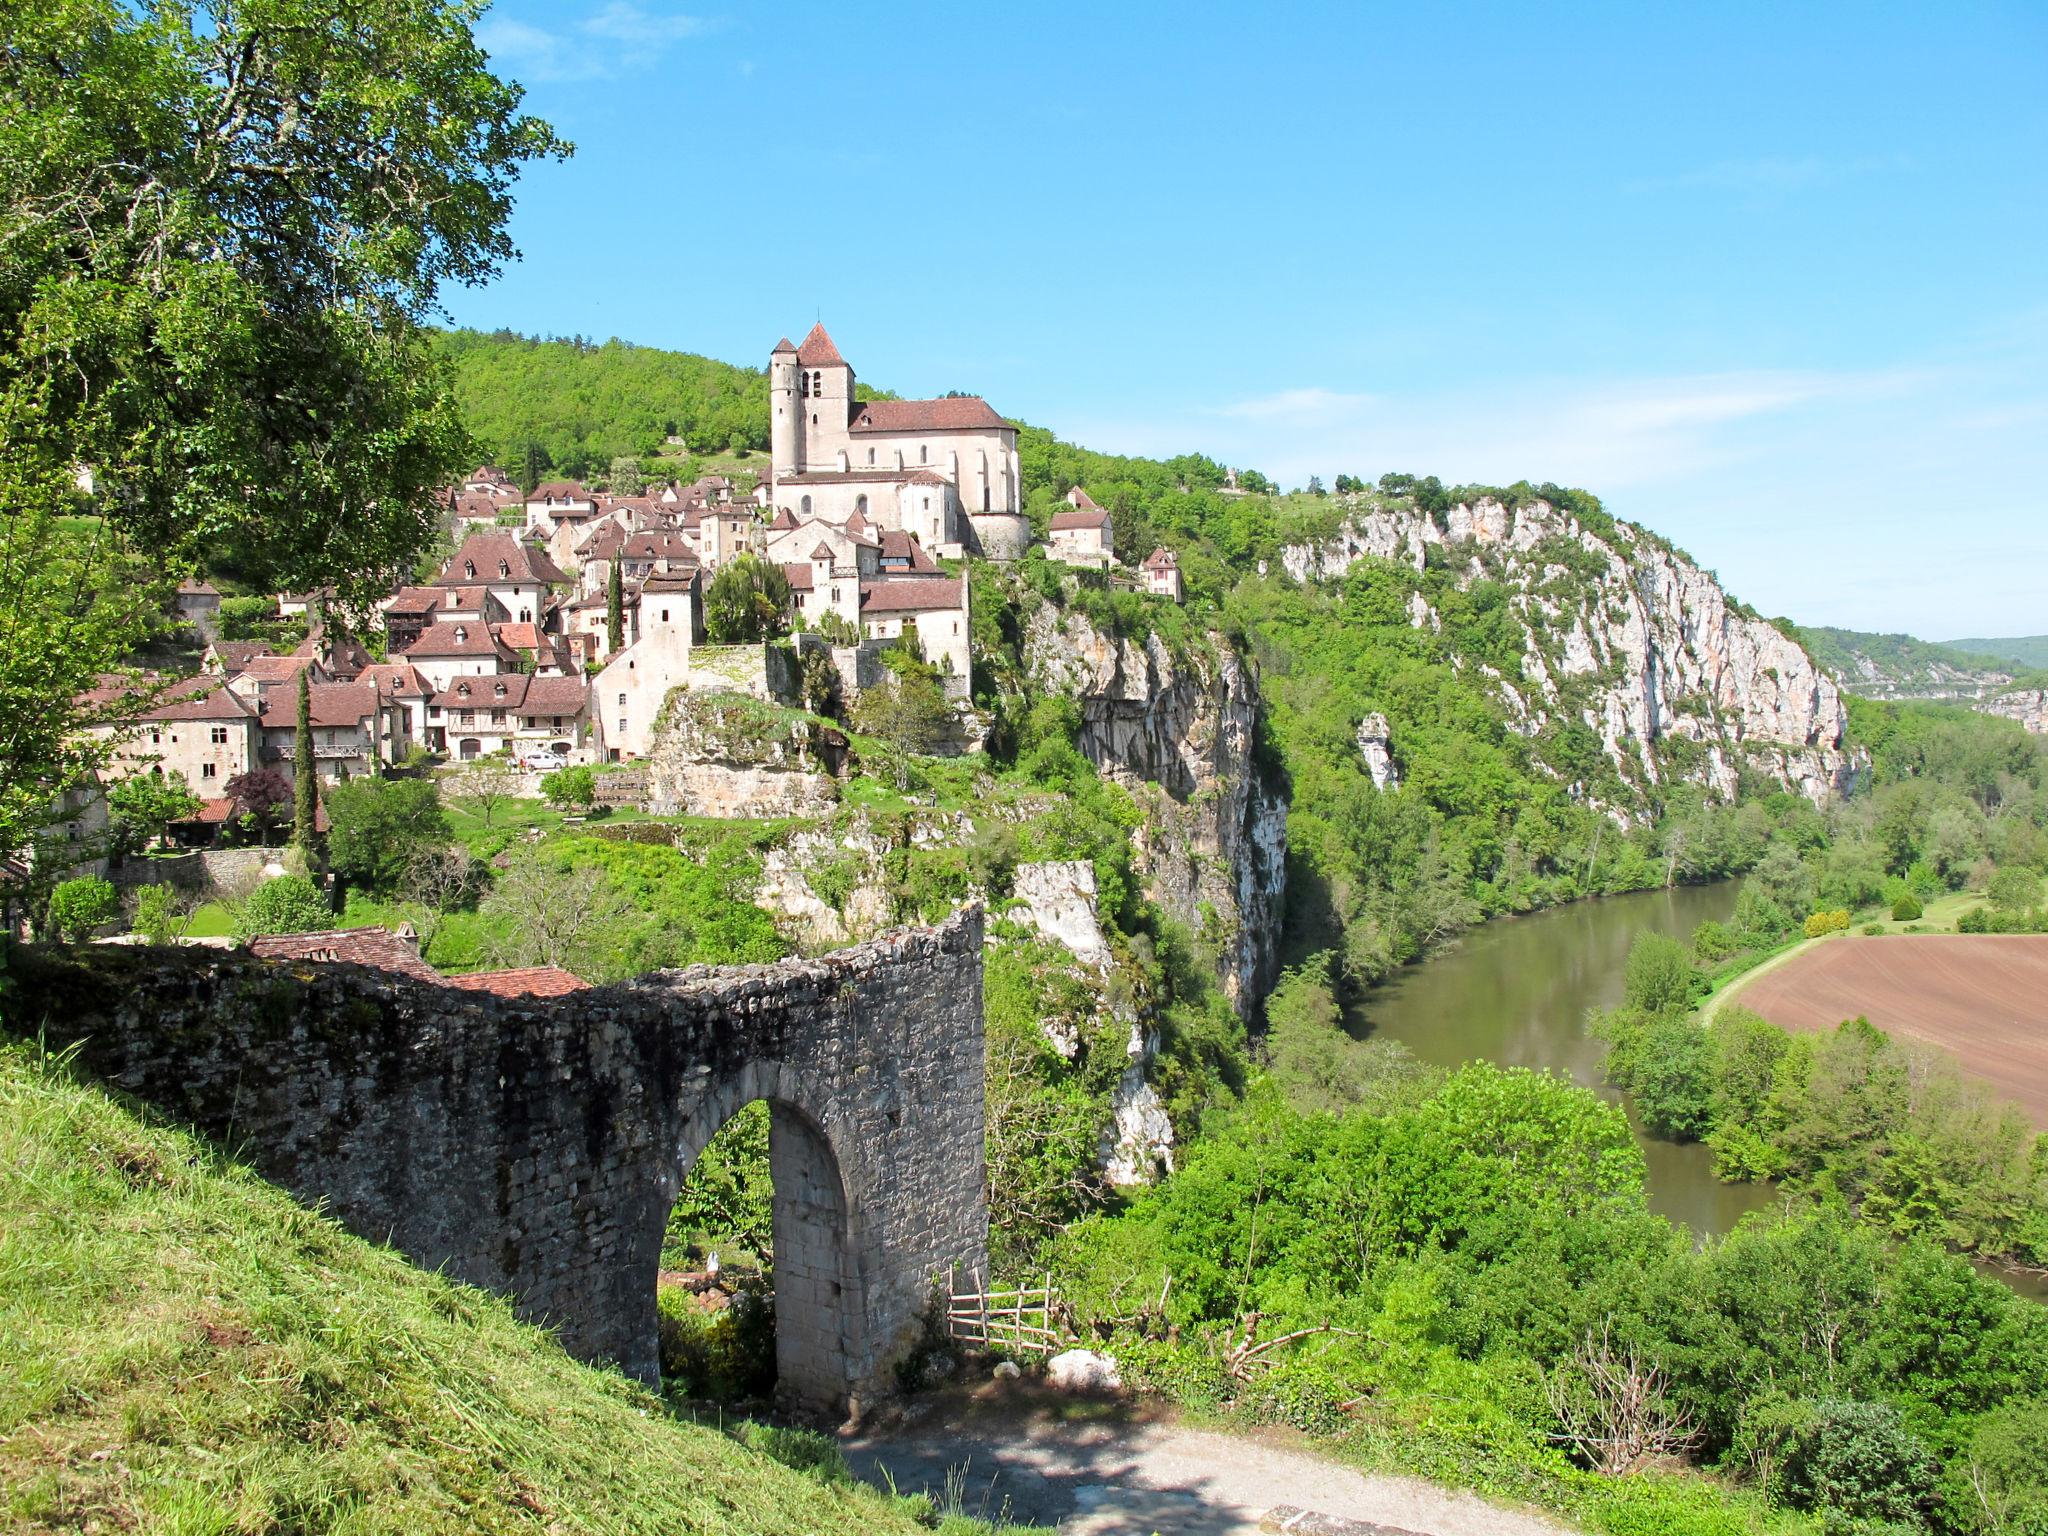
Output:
[{"xmin": 89, "ymin": 326, "xmax": 1184, "ymax": 805}]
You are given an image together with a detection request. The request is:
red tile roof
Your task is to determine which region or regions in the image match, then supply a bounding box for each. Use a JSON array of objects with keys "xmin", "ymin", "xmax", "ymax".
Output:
[
  {"xmin": 1143, "ymin": 546, "xmax": 1179, "ymax": 571},
  {"xmin": 82, "ymin": 674, "xmax": 257, "ymax": 723},
  {"xmin": 1066, "ymin": 487, "xmax": 1106, "ymax": 511},
  {"xmin": 384, "ymin": 586, "xmax": 444, "ymax": 615},
  {"xmin": 878, "ymin": 530, "xmax": 939, "ymax": 572},
  {"xmin": 290, "ymin": 682, "xmax": 384, "ymax": 731},
  {"xmin": 359, "ymin": 662, "xmax": 434, "ymax": 698},
  {"xmin": 772, "ymin": 336, "xmax": 797, "ymax": 354},
  {"xmin": 208, "ymin": 640, "xmax": 274, "ymax": 671},
  {"xmin": 782, "ymin": 562, "xmax": 815, "ymax": 591},
  {"xmin": 233, "ymin": 655, "xmax": 326, "ymax": 686},
  {"xmin": 848, "ymin": 397, "xmax": 1008, "ymax": 434},
  {"xmin": 436, "ymin": 532, "xmax": 569, "ymax": 588},
  {"xmin": 247, "ymin": 927, "xmax": 441, "ymax": 983},
  {"xmin": 1050, "ymin": 508, "xmax": 1112, "ymax": 531},
  {"xmin": 434, "ymin": 673, "xmax": 588, "ymax": 718},
  {"xmin": 445, "ymin": 965, "xmax": 590, "ymax": 999},
  {"xmin": 530, "ymin": 481, "xmax": 591, "ymax": 502},
  {"xmin": 860, "ymin": 576, "xmax": 965, "ymax": 615},
  {"xmin": 404, "ymin": 622, "xmax": 516, "ymax": 662},
  {"xmin": 796, "ymin": 322, "xmax": 845, "ymax": 368}
]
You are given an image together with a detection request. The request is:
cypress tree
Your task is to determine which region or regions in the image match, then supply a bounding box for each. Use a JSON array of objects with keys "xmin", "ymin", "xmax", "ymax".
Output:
[
  {"xmin": 606, "ymin": 559, "xmax": 624, "ymax": 655},
  {"xmin": 293, "ymin": 665, "xmax": 318, "ymax": 851}
]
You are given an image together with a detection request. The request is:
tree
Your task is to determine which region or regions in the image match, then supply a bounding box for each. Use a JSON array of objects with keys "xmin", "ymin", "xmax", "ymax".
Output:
[
  {"xmin": 131, "ymin": 882, "xmax": 194, "ymax": 945},
  {"xmin": 223, "ymin": 768, "xmax": 292, "ymax": 845},
  {"xmin": 447, "ymin": 757, "xmax": 524, "ymax": 827},
  {"xmin": 703, "ymin": 554, "xmax": 791, "ymax": 643},
  {"xmin": 607, "ymin": 456, "xmax": 644, "ymax": 496},
  {"xmin": 520, "ymin": 439, "xmax": 552, "ymax": 496},
  {"xmin": 108, "ymin": 774, "xmax": 202, "ymax": 850},
  {"xmin": 325, "ymin": 777, "xmax": 451, "ymax": 894},
  {"xmin": 47, "ymin": 876, "xmax": 120, "ymax": 941},
  {"xmin": 293, "ymin": 668, "xmax": 319, "ymax": 855},
  {"xmin": 852, "ymin": 668, "xmax": 952, "ymax": 762},
  {"xmin": 231, "ymin": 874, "xmax": 331, "ymax": 939},
  {"xmin": 0, "ymin": 0, "xmax": 564, "ymax": 873},
  {"xmin": 1989, "ymin": 865, "xmax": 2040, "ymax": 913},
  {"xmin": 541, "ymin": 764, "xmax": 597, "ymax": 812},
  {"xmin": 1623, "ymin": 932, "xmax": 1700, "ymax": 1015},
  {"xmin": 606, "ymin": 558, "xmax": 625, "ymax": 655},
  {"xmin": 479, "ymin": 854, "xmax": 629, "ymax": 976},
  {"xmin": 398, "ymin": 844, "xmax": 483, "ymax": 954}
]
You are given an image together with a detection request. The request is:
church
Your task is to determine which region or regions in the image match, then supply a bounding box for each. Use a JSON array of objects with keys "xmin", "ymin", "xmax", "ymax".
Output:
[{"xmin": 768, "ymin": 326, "xmax": 1031, "ymax": 560}]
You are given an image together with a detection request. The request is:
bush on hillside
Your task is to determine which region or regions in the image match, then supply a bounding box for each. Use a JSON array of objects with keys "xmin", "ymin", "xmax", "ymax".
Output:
[
  {"xmin": 1890, "ymin": 892, "xmax": 1922, "ymax": 921},
  {"xmin": 47, "ymin": 876, "xmax": 120, "ymax": 942},
  {"xmin": 232, "ymin": 874, "xmax": 330, "ymax": 938}
]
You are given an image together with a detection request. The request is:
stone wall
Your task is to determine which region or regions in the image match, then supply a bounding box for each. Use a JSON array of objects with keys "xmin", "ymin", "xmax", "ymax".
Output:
[{"xmin": 17, "ymin": 909, "xmax": 989, "ymax": 1417}]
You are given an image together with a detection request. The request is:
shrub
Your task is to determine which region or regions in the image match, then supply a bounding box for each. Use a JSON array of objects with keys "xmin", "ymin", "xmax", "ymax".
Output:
[
  {"xmin": 47, "ymin": 876, "xmax": 120, "ymax": 941},
  {"xmin": 1802, "ymin": 908, "xmax": 1851, "ymax": 938},
  {"xmin": 132, "ymin": 883, "xmax": 184, "ymax": 945},
  {"xmin": 1989, "ymin": 865, "xmax": 2042, "ymax": 913},
  {"xmin": 655, "ymin": 1275, "xmax": 775, "ymax": 1401},
  {"xmin": 1861, "ymin": 923, "xmax": 1884, "ymax": 936},
  {"xmin": 541, "ymin": 764, "xmax": 596, "ymax": 811},
  {"xmin": 1890, "ymin": 892, "xmax": 1922, "ymax": 921},
  {"xmin": 1777, "ymin": 1398, "xmax": 1939, "ymax": 1526},
  {"xmin": 1623, "ymin": 932, "xmax": 1699, "ymax": 1015},
  {"xmin": 325, "ymin": 777, "xmax": 451, "ymax": 894},
  {"xmin": 232, "ymin": 874, "xmax": 331, "ymax": 938}
]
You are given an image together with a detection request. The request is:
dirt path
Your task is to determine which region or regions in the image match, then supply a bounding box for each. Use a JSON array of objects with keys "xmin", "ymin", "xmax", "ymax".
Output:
[{"xmin": 843, "ymin": 1387, "xmax": 1574, "ymax": 1535}]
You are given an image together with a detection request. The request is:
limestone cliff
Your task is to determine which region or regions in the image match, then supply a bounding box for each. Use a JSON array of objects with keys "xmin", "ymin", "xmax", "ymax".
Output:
[
  {"xmin": 1985, "ymin": 688, "xmax": 2048, "ymax": 735},
  {"xmin": 1018, "ymin": 607, "xmax": 1287, "ymax": 1011},
  {"xmin": 643, "ymin": 691, "xmax": 844, "ymax": 819},
  {"xmin": 1282, "ymin": 496, "xmax": 1854, "ymax": 810}
]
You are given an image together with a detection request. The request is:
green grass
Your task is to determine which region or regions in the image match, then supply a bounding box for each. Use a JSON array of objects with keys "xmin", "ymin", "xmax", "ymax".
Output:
[
  {"xmin": 0, "ymin": 1036, "xmax": 1040, "ymax": 1535},
  {"xmin": 182, "ymin": 901, "xmax": 236, "ymax": 938}
]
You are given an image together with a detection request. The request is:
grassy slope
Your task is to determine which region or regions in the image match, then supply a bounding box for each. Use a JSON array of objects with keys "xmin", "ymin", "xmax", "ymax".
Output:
[
  {"xmin": 0, "ymin": 1038, "xmax": 966, "ymax": 1536},
  {"xmin": 1945, "ymin": 634, "xmax": 2048, "ymax": 669}
]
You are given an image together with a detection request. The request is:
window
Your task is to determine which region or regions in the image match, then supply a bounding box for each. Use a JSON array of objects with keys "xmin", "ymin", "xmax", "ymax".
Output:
[
  {"xmin": 811, "ymin": 413, "xmax": 818, "ymax": 427},
  {"xmin": 210, "ymin": 726, "xmax": 228, "ymax": 744},
  {"xmin": 800, "ymin": 495, "xmax": 812, "ymax": 515},
  {"xmin": 920, "ymin": 445, "xmax": 928, "ymax": 464},
  {"xmin": 800, "ymin": 371, "xmax": 809, "ymax": 398},
  {"xmin": 150, "ymin": 730, "xmax": 161, "ymax": 745},
  {"xmin": 498, "ymin": 560, "xmax": 509, "ymax": 578},
  {"xmin": 618, "ymin": 718, "xmax": 626, "ymax": 734},
  {"xmin": 202, "ymin": 763, "xmax": 216, "ymax": 779},
  {"xmin": 660, "ymin": 608, "xmax": 669, "ymax": 622},
  {"xmin": 464, "ymin": 561, "xmax": 475, "ymax": 578},
  {"xmin": 866, "ymin": 447, "xmax": 875, "ymax": 465},
  {"xmin": 617, "ymin": 693, "xmax": 626, "ymax": 706}
]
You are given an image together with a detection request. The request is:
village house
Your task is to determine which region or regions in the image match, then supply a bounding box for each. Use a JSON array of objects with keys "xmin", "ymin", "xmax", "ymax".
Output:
[
  {"xmin": 430, "ymin": 672, "xmax": 590, "ymax": 762},
  {"xmin": 83, "ymin": 677, "xmax": 263, "ymax": 794},
  {"xmin": 433, "ymin": 531, "xmax": 568, "ymax": 627},
  {"xmin": 223, "ymin": 654, "xmax": 329, "ymax": 709},
  {"xmin": 768, "ymin": 325, "xmax": 1031, "ymax": 560},
  {"xmin": 260, "ymin": 681, "xmax": 408, "ymax": 783},
  {"xmin": 859, "ymin": 576, "xmax": 971, "ymax": 691},
  {"xmin": 1140, "ymin": 546, "xmax": 1185, "ymax": 602},
  {"xmin": 173, "ymin": 579, "xmax": 221, "ymax": 637},
  {"xmin": 1048, "ymin": 487, "xmax": 1115, "ymax": 568},
  {"xmin": 401, "ymin": 620, "xmax": 521, "ymax": 691},
  {"xmin": 358, "ymin": 662, "xmax": 437, "ymax": 747}
]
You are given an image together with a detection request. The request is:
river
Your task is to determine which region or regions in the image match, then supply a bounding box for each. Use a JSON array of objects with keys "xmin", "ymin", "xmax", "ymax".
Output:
[{"xmin": 1346, "ymin": 880, "xmax": 1773, "ymax": 1237}]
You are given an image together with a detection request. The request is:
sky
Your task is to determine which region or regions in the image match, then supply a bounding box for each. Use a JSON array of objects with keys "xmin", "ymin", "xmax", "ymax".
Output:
[{"xmin": 446, "ymin": 1, "xmax": 2048, "ymax": 640}]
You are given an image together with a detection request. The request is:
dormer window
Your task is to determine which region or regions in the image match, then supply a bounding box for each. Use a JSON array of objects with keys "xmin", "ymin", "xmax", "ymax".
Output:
[
  {"xmin": 456, "ymin": 682, "xmax": 471, "ymax": 698},
  {"xmin": 453, "ymin": 625, "xmax": 467, "ymax": 643},
  {"xmin": 464, "ymin": 561, "xmax": 475, "ymax": 578},
  {"xmin": 493, "ymin": 681, "xmax": 507, "ymax": 697},
  {"xmin": 498, "ymin": 560, "xmax": 510, "ymax": 578}
]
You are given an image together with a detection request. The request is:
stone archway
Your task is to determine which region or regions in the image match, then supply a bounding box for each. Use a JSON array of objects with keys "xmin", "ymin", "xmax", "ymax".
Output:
[{"xmin": 28, "ymin": 909, "xmax": 990, "ymax": 1418}]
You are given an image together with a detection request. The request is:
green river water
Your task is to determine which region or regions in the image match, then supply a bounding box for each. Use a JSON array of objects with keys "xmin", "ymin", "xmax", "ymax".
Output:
[{"xmin": 1346, "ymin": 880, "xmax": 1773, "ymax": 1237}]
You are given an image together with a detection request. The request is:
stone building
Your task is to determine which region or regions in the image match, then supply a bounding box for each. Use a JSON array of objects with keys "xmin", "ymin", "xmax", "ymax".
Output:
[
  {"xmin": 1048, "ymin": 487, "xmax": 1114, "ymax": 568},
  {"xmin": 1139, "ymin": 546, "xmax": 1184, "ymax": 602},
  {"xmin": 82, "ymin": 678, "xmax": 262, "ymax": 795},
  {"xmin": 768, "ymin": 325, "xmax": 1030, "ymax": 560}
]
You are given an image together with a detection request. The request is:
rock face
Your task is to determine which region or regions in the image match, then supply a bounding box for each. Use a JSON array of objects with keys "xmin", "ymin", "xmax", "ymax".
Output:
[
  {"xmin": 1283, "ymin": 497, "xmax": 1855, "ymax": 807},
  {"xmin": 1986, "ymin": 689, "xmax": 2048, "ymax": 735},
  {"xmin": 1010, "ymin": 860, "xmax": 1112, "ymax": 968},
  {"xmin": 644, "ymin": 691, "xmax": 840, "ymax": 819},
  {"xmin": 755, "ymin": 809, "xmax": 971, "ymax": 951},
  {"xmin": 1020, "ymin": 607, "xmax": 1287, "ymax": 1011},
  {"xmin": 1355, "ymin": 713, "xmax": 1399, "ymax": 791}
]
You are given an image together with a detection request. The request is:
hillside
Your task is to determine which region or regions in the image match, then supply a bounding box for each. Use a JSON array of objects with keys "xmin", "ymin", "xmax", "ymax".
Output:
[
  {"xmin": 0, "ymin": 1038, "xmax": 1024, "ymax": 1535},
  {"xmin": 1794, "ymin": 626, "xmax": 2016, "ymax": 701},
  {"xmin": 1948, "ymin": 634, "xmax": 2048, "ymax": 670}
]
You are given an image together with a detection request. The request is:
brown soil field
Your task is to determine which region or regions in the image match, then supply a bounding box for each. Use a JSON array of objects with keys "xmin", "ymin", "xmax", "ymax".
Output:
[{"xmin": 1730, "ymin": 935, "xmax": 2048, "ymax": 1123}]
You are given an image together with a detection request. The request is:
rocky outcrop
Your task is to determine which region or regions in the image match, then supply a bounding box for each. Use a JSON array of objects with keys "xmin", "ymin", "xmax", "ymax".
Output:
[
  {"xmin": 1355, "ymin": 713, "xmax": 1399, "ymax": 791},
  {"xmin": 754, "ymin": 809, "xmax": 971, "ymax": 951},
  {"xmin": 1282, "ymin": 497, "xmax": 1855, "ymax": 807},
  {"xmin": 1019, "ymin": 608, "xmax": 1286, "ymax": 1011},
  {"xmin": 1009, "ymin": 860, "xmax": 1112, "ymax": 968},
  {"xmin": 644, "ymin": 691, "xmax": 841, "ymax": 820},
  {"xmin": 1986, "ymin": 689, "xmax": 2048, "ymax": 735}
]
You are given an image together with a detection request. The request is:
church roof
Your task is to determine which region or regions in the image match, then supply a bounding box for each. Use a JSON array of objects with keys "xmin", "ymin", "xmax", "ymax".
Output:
[
  {"xmin": 796, "ymin": 323, "xmax": 845, "ymax": 367},
  {"xmin": 771, "ymin": 336, "xmax": 796, "ymax": 354},
  {"xmin": 848, "ymin": 397, "xmax": 1008, "ymax": 434}
]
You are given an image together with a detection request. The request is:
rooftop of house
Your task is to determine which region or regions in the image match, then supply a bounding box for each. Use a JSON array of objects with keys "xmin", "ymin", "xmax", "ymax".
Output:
[
  {"xmin": 231, "ymin": 655, "xmax": 327, "ymax": 686},
  {"xmin": 859, "ymin": 576, "xmax": 965, "ymax": 615},
  {"xmin": 246, "ymin": 926, "xmax": 442, "ymax": 984},
  {"xmin": 529, "ymin": 480, "xmax": 591, "ymax": 502},
  {"xmin": 1050, "ymin": 507, "xmax": 1112, "ymax": 532},
  {"xmin": 434, "ymin": 532, "xmax": 568, "ymax": 588},
  {"xmin": 847, "ymin": 397, "xmax": 1009, "ymax": 435},
  {"xmin": 433, "ymin": 673, "xmax": 588, "ymax": 716},
  {"xmin": 782, "ymin": 562, "xmax": 815, "ymax": 592},
  {"xmin": 877, "ymin": 530, "xmax": 939, "ymax": 572},
  {"xmin": 81, "ymin": 675, "xmax": 258, "ymax": 724},
  {"xmin": 261, "ymin": 682, "xmax": 385, "ymax": 731},
  {"xmin": 176, "ymin": 578, "xmax": 220, "ymax": 597},
  {"xmin": 358, "ymin": 662, "xmax": 434, "ymax": 698},
  {"xmin": 1142, "ymin": 546, "xmax": 1180, "ymax": 571},
  {"xmin": 444, "ymin": 966, "xmax": 591, "ymax": 999},
  {"xmin": 402, "ymin": 621, "xmax": 518, "ymax": 662},
  {"xmin": 206, "ymin": 640, "xmax": 274, "ymax": 671}
]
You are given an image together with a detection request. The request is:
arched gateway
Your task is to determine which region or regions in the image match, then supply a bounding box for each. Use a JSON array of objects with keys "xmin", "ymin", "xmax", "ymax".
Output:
[{"xmin": 29, "ymin": 909, "xmax": 989, "ymax": 1417}]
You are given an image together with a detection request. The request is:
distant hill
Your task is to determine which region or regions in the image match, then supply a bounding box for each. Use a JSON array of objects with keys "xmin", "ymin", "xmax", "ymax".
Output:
[
  {"xmin": 1793, "ymin": 626, "xmax": 2017, "ymax": 701},
  {"xmin": 1944, "ymin": 635, "xmax": 2048, "ymax": 670}
]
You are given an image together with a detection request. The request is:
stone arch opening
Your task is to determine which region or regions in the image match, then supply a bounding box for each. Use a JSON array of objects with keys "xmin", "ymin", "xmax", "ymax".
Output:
[{"xmin": 662, "ymin": 1070, "xmax": 865, "ymax": 1416}]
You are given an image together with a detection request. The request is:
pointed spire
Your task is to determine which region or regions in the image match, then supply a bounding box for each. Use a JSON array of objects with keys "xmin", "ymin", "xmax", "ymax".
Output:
[
  {"xmin": 795, "ymin": 322, "xmax": 845, "ymax": 367},
  {"xmin": 771, "ymin": 335, "xmax": 796, "ymax": 354}
]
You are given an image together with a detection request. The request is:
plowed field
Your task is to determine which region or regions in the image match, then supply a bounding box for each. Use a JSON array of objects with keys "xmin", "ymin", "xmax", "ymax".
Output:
[{"xmin": 1729, "ymin": 935, "xmax": 2048, "ymax": 1122}]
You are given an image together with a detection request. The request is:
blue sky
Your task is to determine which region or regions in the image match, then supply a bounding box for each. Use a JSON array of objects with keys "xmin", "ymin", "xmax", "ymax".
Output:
[{"xmin": 449, "ymin": 1, "xmax": 2048, "ymax": 640}]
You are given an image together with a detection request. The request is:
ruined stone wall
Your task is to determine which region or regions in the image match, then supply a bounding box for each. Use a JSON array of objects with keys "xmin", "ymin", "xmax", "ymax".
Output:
[{"xmin": 16, "ymin": 910, "xmax": 988, "ymax": 1416}]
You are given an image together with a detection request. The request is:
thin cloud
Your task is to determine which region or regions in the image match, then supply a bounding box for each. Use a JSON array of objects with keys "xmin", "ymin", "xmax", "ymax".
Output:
[{"xmin": 477, "ymin": 4, "xmax": 707, "ymax": 83}]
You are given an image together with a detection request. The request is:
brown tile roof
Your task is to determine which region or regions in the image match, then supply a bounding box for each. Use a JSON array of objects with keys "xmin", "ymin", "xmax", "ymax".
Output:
[
  {"xmin": 1066, "ymin": 487, "xmax": 1106, "ymax": 511},
  {"xmin": 640, "ymin": 571, "xmax": 698, "ymax": 595},
  {"xmin": 449, "ymin": 490, "xmax": 506, "ymax": 520},
  {"xmin": 1050, "ymin": 508, "xmax": 1112, "ymax": 531},
  {"xmin": 359, "ymin": 662, "xmax": 433, "ymax": 698},
  {"xmin": 177, "ymin": 578, "xmax": 220, "ymax": 597},
  {"xmin": 771, "ymin": 336, "xmax": 797, "ymax": 354},
  {"xmin": 860, "ymin": 576, "xmax": 965, "ymax": 615},
  {"xmin": 795, "ymin": 322, "xmax": 845, "ymax": 367},
  {"xmin": 445, "ymin": 965, "xmax": 590, "ymax": 999},
  {"xmin": 247, "ymin": 927, "xmax": 441, "ymax": 983},
  {"xmin": 878, "ymin": 530, "xmax": 938, "ymax": 572},
  {"xmin": 848, "ymin": 397, "xmax": 1007, "ymax": 434},
  {"xmin": 289, "ymin": 682, "xmax": 384, "ymax": 730},
  {"xmin": 775, "ymin": 468, "xmax": 928, "ymax": 486},
  {"xmin": 385, "ymin": 586, "xmax": 444, "ymax": 615},
  {"xmin": 809, "ymin": 542, "xmax": 836, "ymax": 561},
  {"xmin": 492, "ymin": 622, "xmax": 547, "ymax": 652},
  {"xmin": 530, "ymin": 481, "xmax": 591, "ymax": 501},
  {"xmin": 769, "ymin": 508, "xmax": 798, "ymax": 530},
  {"xmin": 623, "ymin": 530, "xmax": 698, "ymax": 563},
  {"xmin": 403, "ymin": 621, "xmax": 517, "ymax": 662},
  {"xmin": 86, "ymin": 676, "xmax": 258, "ymax": 723},
  {"xmin": 577, "ymin": 523, "xmax": 628, "ymax": 559},
  {"xmin": 209, "ymin": 640, "xmax": 274, "ymax": 671},
  {"xmin": 233, "ymin": 655, "xmax": 326, "ymax": 686},
  {"xmin": 436, "ymin": 532, "xmax": 568, "ymax": 587},
  {"xmin": 434, "ymin": 674, "xmax": 588, "ymax": 717},
  {"xmin": 783, "ymin": 562, "xmax": 815, "ymax": 591},
  {"xmin": 1142, "ymin": 547, "xmax": 1179, "ymax": 571}
]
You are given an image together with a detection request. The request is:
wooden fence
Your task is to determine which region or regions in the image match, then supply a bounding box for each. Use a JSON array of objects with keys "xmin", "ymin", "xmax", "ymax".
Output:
[{"xmin": 946, "ymin": 1267, "xmax": 1061, "ymax": 1355}]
